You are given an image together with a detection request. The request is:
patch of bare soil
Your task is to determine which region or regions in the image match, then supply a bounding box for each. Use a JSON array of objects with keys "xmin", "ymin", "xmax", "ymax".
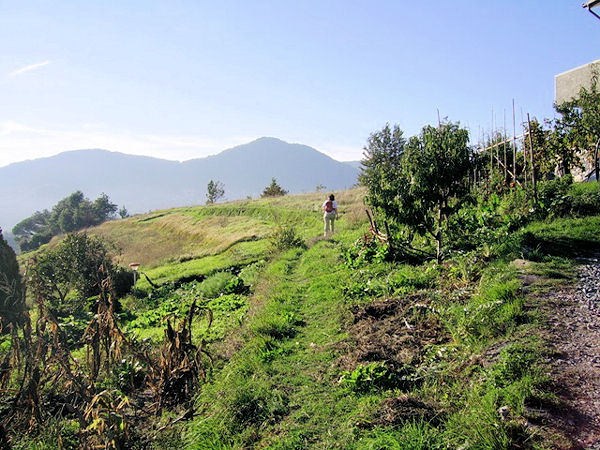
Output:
[
  {"xmin": 339, "ymin": 295, "xmax": 449, "ymax": 426},
  {"xmin": 339, "ymin": 295, "xmax": 449, "ymax": 372},
  {"xmin": 534, "ymin": 260, "xmax": 600, "ymax": 448}
]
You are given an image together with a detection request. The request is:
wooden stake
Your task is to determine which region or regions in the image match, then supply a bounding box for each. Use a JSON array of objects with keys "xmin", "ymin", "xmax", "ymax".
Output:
[
  {"xmin": 512, "ymin": 99, "xmax": 517, "ymax": 183},
  {"xmin": 503, "ymin": 110, "xmax": 507, "ymax": 183},
  {"xmin": 527, "ymin": 113, "xmax": 537, "ymax": 201}
]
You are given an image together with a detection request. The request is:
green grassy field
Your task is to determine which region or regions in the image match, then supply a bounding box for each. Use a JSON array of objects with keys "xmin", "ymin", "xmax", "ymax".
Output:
[{"xmin": 14, "ymin": 185, "xmax": 599, "ymax": 448}]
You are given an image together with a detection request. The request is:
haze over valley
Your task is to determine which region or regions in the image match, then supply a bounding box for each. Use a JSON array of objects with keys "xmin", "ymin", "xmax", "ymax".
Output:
[{"xmin": 0, "ymin": 137, "xmax": 359, "ymax": 232}]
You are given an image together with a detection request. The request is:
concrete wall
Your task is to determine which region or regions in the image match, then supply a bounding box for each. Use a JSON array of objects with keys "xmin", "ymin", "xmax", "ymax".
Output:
[{"xmin": 555, "ymin": 60, "xmax": 600, "ymax": 105}]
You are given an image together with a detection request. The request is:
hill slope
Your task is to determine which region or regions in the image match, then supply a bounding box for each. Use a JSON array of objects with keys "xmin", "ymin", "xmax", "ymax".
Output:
[
  {"xmin": 0, "ymin": 137, "xmax": 358, "ymax": 231},
  {"xmin": 11, "ymin": 187, "xmax": 600, "ymax": 448}
]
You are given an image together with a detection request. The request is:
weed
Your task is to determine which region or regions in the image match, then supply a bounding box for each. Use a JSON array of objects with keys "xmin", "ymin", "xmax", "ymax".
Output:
[
  {"xmin": 269, "ymin": 224, "xmax": 306, "ymax": 251},
  {"xmin": 339, "ymin": 363, "xmax": 414, "ymax": 393},
  {"xmin": 251, "ymin": 311, "xmax": 301, "ymax": 340},
  {"xmin": 490, "ymin": 343, "xmax": 539, "ymax": 388},
  {"xmin": 224, "ymin": 380, "xmax": 289, "ymax": 431}
]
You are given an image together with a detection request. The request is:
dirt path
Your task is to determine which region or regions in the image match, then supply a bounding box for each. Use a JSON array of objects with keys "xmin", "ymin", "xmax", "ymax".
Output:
[{"xmin": 537, "ymin": 258, "xmax": 600, "ymax": 448}]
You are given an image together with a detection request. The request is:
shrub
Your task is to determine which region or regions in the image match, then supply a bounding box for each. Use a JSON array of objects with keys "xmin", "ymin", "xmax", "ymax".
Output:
[{"xmin": 269, "ymin": 225, "xmax": 305, "ymax": 251}]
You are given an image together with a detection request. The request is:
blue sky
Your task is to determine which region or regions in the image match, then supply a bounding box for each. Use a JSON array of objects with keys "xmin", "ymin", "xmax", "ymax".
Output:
[{"xmin": 0, "ymin": 1, "xmax": 598, "ymax": 167}]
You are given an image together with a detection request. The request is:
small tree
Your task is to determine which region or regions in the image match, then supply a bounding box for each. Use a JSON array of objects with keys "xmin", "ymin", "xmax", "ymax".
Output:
[
  {"xmin": 261, "ymin": 178, "xmax": 288, "ymax": 197},
  {"xmin": 118, "ymin": 206, "xmax": 129, "ymax": 219},
  {"xmin": 206, "ymin": 180, "xmax": 225, "ymax": 205},
  {"xmin": 362, "ymin": 122, "xmax": 472, "ymax": 263},
  {"xmin": 29, "ymin": 233, "xmax": 126, "ymax": 316}
]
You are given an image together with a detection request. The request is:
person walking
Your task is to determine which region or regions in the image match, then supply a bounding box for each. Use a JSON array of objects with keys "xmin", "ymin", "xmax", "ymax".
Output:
[{"xmin": 322, "ymin": 194, "xmax": 338, "ymax": 237}]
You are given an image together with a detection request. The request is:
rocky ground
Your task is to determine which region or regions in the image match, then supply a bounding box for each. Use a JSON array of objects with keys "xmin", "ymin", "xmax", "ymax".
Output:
[{"xmin": 541, "ymin": 258, "xmax": 600, "ymax": 448}]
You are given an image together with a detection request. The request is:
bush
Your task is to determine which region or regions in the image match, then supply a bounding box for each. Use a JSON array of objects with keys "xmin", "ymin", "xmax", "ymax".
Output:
[{"xmin": 269, "ymin": 225, "xmax": 305, "ymax": 251}]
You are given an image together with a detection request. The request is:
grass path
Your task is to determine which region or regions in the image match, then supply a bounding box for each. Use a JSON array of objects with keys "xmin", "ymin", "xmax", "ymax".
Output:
[{"xmin": 184, "ymin": 232, "xmax": 380, "ymax": 448}]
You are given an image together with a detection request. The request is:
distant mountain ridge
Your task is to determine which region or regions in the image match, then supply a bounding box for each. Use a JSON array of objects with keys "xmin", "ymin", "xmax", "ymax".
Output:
[{"xmin": 0, "ymin": 137, "xmax": 359, "ymax": 231}]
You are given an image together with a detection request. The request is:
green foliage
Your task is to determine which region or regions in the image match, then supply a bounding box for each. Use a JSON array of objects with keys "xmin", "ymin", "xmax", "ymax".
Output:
[
  {"xmin": 226, "ymin": 380, "xmax": 289, "ymax": 430},
  {"xmin": 269, "ymin": 224, "xmax": 305, "ymax": 250},
  {"xmin": 252, "ymin": 311, "xmax": 302, "ymax": 340},
  {"xmin": 361, "ymin": 122, "xmax": 473, "ymax": 262},
  {"xmin": 103, "ymin": 358, "xmax": 146, "ymax": 394},
  {"xmin": 339, "ymin": 362, "xmax": 413, "ymax": 393},
  {"xmin": 554, "ymin": 67, "xmax": 600, "ymax": 176},
  {"xmin": 206, "ymin": 179, "xmax": 225, "ymax": 204},
  {"xmin": 261, "ymin": 177, "xmax": 288, "ymax": 197},
  {"xmin": 519, "ymin": 215, "xmax": 600, "ymax": 257},
  {"xmin": 198, "ymin": 271, "xmax": 236, "ymax": 298},
  {"xmin": 0, "ymin": 229, "xmax": 26, "ymax": 332},
  {"xmin": 57, "ymin": 314, "xmax": 90, "ymax": 347},
  {"xmin": 29, "ymin": 232, "xmax": 130, "ymax": 316},
  {"xmin": 10, "ymin": 419, "xmax": 80, "ymax": 449},
  {"xmin": 353, "ymin": 423, "xmax": 444, "ymax": 450},
  {"xmin": 13, "ymin": 191, "xmax": 119, "ymax": 252},
  {"xmin": 342, "ymin": 235, "xmax": 391, "ymax": 267},
  {"xmin": 490, "ymin": 343, "xmax": 540, "ymax": 388}
]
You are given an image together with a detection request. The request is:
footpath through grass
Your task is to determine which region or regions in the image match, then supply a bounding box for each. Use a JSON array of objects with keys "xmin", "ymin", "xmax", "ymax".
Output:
[{"xmin": 176, "ymin": 217, "xmax": 568, "ymax": 448}]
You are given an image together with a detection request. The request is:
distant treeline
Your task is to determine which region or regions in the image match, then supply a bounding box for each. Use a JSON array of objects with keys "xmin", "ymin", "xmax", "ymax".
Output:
[{"xmin": 12, "ymin": 191, "xmax": 126, "ymax": 252}]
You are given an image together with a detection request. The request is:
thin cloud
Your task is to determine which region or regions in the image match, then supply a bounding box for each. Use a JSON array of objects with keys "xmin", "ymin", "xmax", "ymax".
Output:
[{"xmin": 8, "ymin": 61, "xmax": 52, "ymax": 77}]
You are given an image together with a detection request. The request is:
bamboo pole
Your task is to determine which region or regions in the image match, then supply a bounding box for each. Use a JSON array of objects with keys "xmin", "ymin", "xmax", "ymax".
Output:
[
  {"xmin": 527, "ymin": 113, "xmax": 537, "ymax": 201},
  {"xmin": 503, "ymin": 110, "xmax": 507, "ymax": 183},
  {"xmin": 521, "ymin": 108, "xmax": 527, "ymax": 186},
  {"xmin": 512, "ymin": 100, "xmax": 517, "ymax": 184},
  {"xmin": 492, "ymin": 154, "xmax": 522, "ymax": 186}
]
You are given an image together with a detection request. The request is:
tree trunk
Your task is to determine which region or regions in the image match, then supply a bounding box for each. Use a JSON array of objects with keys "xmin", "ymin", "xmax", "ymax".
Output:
[
  {"xmin": 595, "ymin": 137, "xmax": 600, "ymax": 184},
  {"xmin": 436, "ymin": 201, "xmax": 443, "ymax": 264}
]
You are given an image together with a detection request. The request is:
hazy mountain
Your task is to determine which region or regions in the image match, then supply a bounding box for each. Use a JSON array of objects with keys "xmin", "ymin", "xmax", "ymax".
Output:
[
  {"xmin": 344, "ymin": 161, "xmax": 362, "ymax": 171},
  {"xmin": 0, "ymin": 137, "xmax": 359, "ymax": 231}
]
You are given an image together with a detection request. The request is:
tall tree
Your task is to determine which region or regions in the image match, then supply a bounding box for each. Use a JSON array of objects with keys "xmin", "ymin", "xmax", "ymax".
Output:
[{"xmin": 206, "ymin": 180, "xmax": 225, "ymax": 205}]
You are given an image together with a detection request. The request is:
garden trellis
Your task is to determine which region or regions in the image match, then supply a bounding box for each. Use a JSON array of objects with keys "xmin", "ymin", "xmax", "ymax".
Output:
[{"xmin": 474, "ymin": 99, "xmax": 539, "ymax": 199}]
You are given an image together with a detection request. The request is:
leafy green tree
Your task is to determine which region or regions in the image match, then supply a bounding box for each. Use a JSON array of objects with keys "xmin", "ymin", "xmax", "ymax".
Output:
[
  {"xmin": 29, "ymin": 233, "xmax": 127, "ymax": 316},
  {"xmin": 12, "ymin": 210, "xmax": 52, "ymax": 251},
  {"xmin": 206, "ymin": 180, "xmax": 225, "ymax": 204},
  {"xmin": 362, "ymin": 122, "xmax": 472, "ymax": 263},
  {"xmin": 554, "ymin": 69, "xmax": 600, "ymax": 179},
  {"xmin": 404, "ymin": 122, "xmax": 472, "ymax": 262},
  {"xmin": 545, "ymin": 116, "xmax": 582, "ymax": 177},
  {"xmin": 261, "ymin": 178, "xmax": 288, "ymax": 197},
  {"xmin": 119, "ymin": 206, "xmax": 129, "ymax": 219},
  {"xmin": 0, "ymin": 228, "xmax": 26, "ymax": 332},
  {"xmin": 13, "ymin": 191, "xmax": 118, "ymax": 252},
  {"xmin": 92, "ymin": 193, "xmax": 118, "ymax": 223},
  {"xmin": 522, "ymin": 118, "xmax": 555, "ymax": 180},
  {"xmin": 360, "ymin": 123, "xmax": 406, "ymax": 211}
]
